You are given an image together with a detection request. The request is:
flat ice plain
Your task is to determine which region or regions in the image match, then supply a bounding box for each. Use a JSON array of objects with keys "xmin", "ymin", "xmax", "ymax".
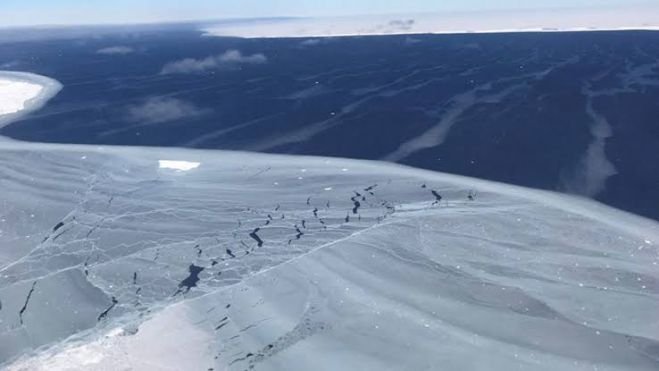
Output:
[
  {"xmin": 0, "ymin": 73, "xmax": 658, "ymax": 371},
  {"xmin": 203, "ymin": 9, "xmax": 659, "ymax": 38}
]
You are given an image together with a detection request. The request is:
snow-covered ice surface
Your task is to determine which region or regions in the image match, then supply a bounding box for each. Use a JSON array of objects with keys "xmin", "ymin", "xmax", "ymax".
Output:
[
  {"xmin": 0, "ymin": 141, "xmax": 658, "ymax": 370},
  {"xmin": 203, "ymin": 9, "xmax": 659, "ymax": 39},
  {"xmin": 0, "ymin": 73, "xmax": 658, "ymax": 370}
]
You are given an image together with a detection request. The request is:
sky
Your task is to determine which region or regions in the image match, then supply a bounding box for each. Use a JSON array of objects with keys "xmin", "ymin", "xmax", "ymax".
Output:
[{"xmin": 2, "ymin": 0, "xmax": 657, "ymax": 27}]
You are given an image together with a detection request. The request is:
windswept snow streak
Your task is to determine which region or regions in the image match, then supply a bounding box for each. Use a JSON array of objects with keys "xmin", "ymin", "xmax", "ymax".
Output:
[
  {"xmin": 385, "ymin": 58, "xmax": 579, "ymax": 162},
  {"xmin": 561, "ymin": 56, "xmax": 659, "ymax": 198},
  {"xmin": 0, "ymin": 142, "xmax": 657, "ymax": 370},
  {"xmin": 561, "ymin": 83, "xmax": 617, "ymax": 197}
]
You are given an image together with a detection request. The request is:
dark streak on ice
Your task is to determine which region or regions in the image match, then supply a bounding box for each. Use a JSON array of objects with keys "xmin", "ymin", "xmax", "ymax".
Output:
[
  {"xmin": 52, "ymin": 229, "xmax": 67, "ymax": 241},
  {"xmin": 174, "ymin": 264, "xmax": 205, "ymax": 295},
  {"xmin": 215, "ymin": 316, "xmax": 229, "ymax": 330},
  {"xmin": 229, "ymin": 353, "xmax": 254, "ymax": 365},
  {"xmin": 249, "ymin": 228, "xmax": 264, "ymax": 247},
  {"xmin": 226, "ymin": 248, "xmax": 236, "ymax": 258},
  {"xmin": 83, "ymin": 256, "xmax": 91, "ymax": 276},
  {"xmin": 133, "ymin": 272, "xmax": 138, "ymax": 285},
  {"xmin": 312, "ymin": 208, "xmax": 319, "ymax": 218},
  {"xmin": 97, "ymin": 296, "xmax": 118, "ymax": 321},
  {"xmin": 431, "ymin": 190, "xmax": 443, "ymax": 205},
  {"xmin": 18, "ymin": 281, "xmax": 37, "ymax": 325},
  {"xmin": 350, "ymin": 194, "xmax": 361, "ymax": 214},
  {"xmin": 52, "ymin": 221, "xmax": 65, "ymax": 232}
]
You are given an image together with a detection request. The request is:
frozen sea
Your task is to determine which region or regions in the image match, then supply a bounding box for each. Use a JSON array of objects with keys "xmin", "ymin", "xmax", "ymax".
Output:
[{"xmin": 0, "ymin": 23, "xmax": 658, "ymax": 370}]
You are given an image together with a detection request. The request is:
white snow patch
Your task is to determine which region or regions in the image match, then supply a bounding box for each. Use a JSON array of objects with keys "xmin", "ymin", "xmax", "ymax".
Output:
[
  {"xmin": 7, "ymin": 305, "xmax": 214, "ymax": 371},
  {"xmin": 158, "ymin": 160, "xmax": 201, "ymax": 171}
]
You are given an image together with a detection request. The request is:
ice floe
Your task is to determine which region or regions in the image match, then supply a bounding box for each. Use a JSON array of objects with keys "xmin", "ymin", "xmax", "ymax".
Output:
[{"xmin": 0, "ymin": 71, "xmax": 62, "ymax": 130}]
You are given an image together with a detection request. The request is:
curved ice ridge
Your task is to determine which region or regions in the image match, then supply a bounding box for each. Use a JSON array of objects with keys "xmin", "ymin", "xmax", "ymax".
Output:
[{"xmin": 0, "ymin": 71, "xmax": 62, "ymax": 130}]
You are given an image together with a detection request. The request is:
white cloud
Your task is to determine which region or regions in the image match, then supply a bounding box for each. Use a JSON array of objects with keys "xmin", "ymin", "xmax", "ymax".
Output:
[
  {"xmin": 96, "ymin": 46, "xmax": 134, "ymax": 55},
  {"xmin": 126, "ymin": 97, "xmax": 209, "ymax": 124},
  {"xmin": 161, "ymin": 50, "xmax": 267, "ymax": 75}
]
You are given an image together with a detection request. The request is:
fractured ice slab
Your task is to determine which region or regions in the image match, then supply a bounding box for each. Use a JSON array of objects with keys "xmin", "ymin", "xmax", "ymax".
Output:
[{"xmin": 0, "ymin": 140, "xmax": 657, "ymax": 370}]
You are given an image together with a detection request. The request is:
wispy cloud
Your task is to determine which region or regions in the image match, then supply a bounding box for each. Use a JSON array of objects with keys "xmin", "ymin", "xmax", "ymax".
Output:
[
  {"xmin": 126, "ymin": 97, "xmax": 210, "ymax": 124},
  {"xmin": 0, "ymin": 60, "xmax": 20, "ymax": 68},
  {"xmin": 97, "ymin": 46, "xmax": 134, "ymax": 55},
  {"xmin": 161, "ymin": 50, "xmax": 267, "ymax": 75},
  {"xmin": 560, "ymin": 91, "xmax": 617, "ymax": 197}
]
